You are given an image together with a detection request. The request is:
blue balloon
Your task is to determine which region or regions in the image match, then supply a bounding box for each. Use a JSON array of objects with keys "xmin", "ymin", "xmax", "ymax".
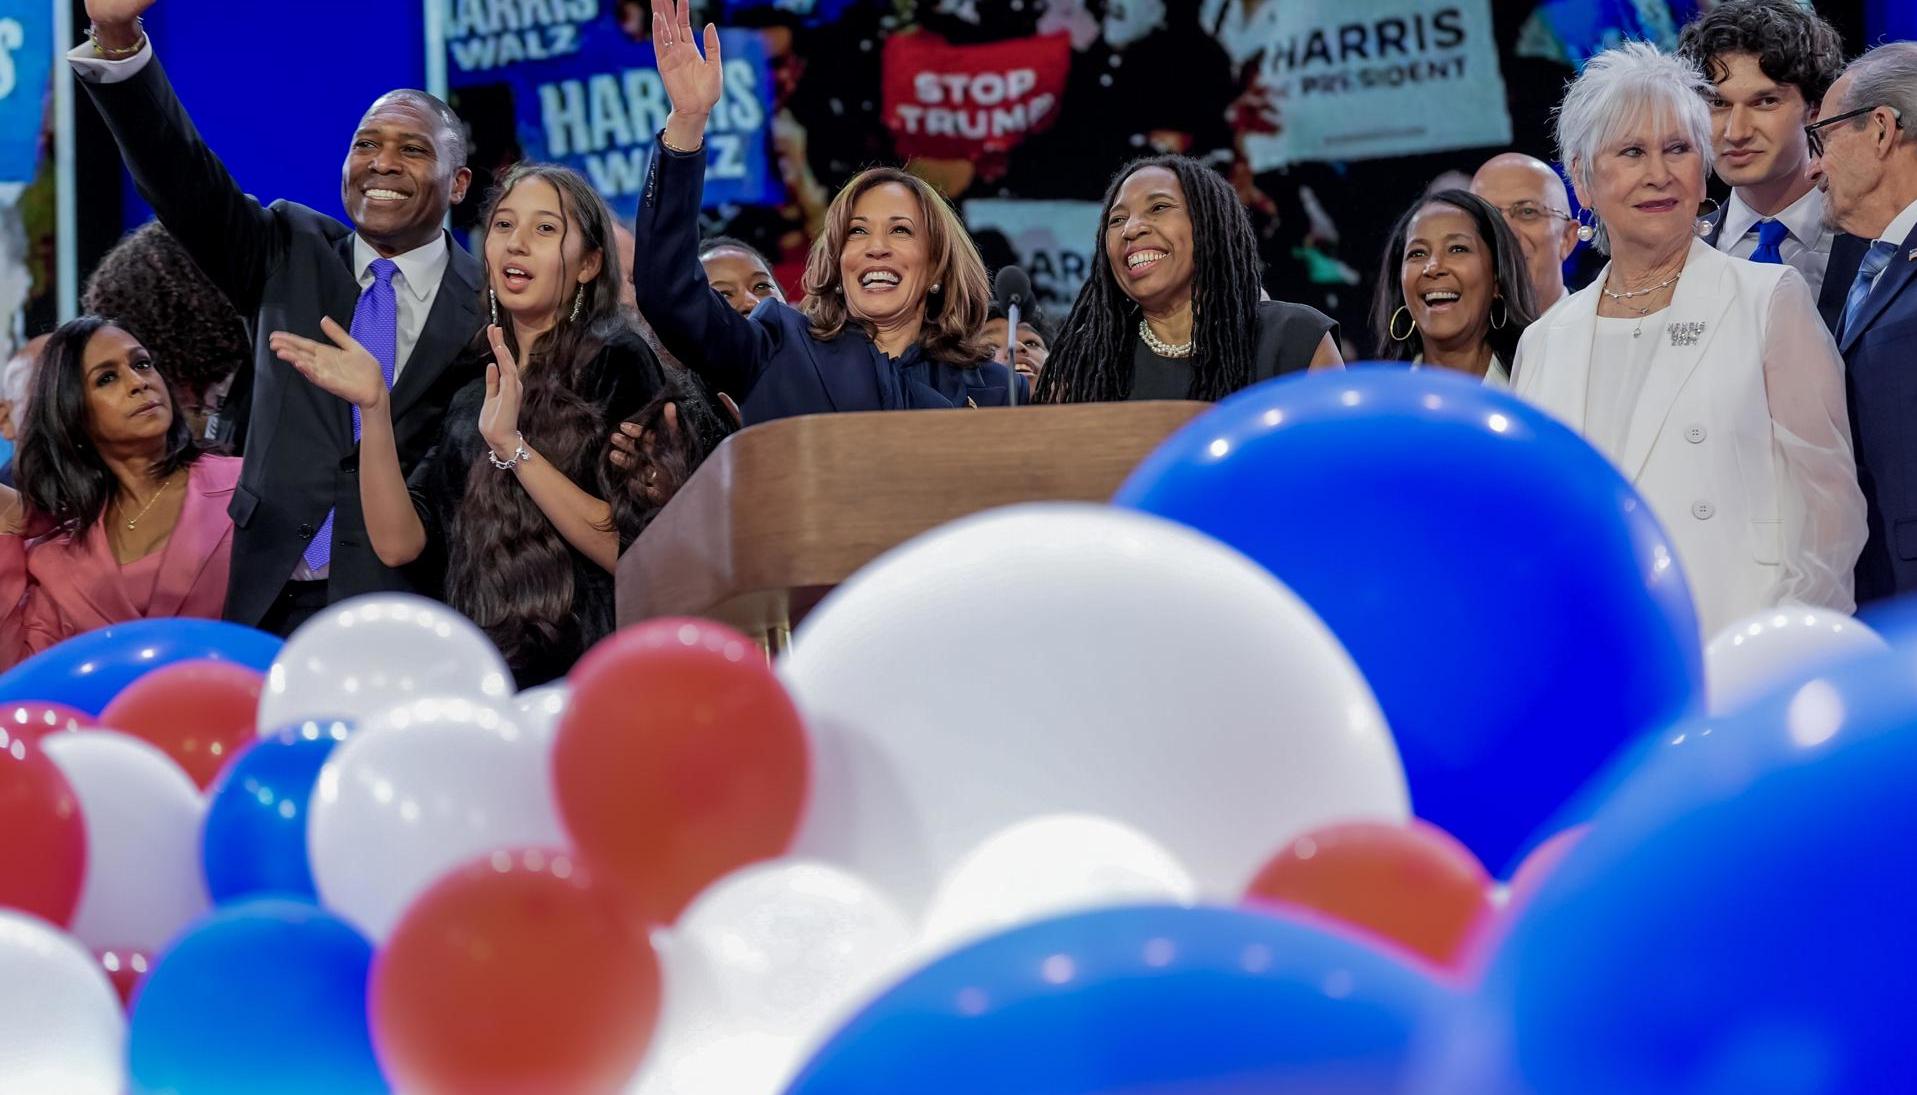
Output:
[
  {"xmin": 789, "ymin": 905, "xmax": 1449, "ymax": 1094},
  {"xmin": 1432, "ymin": 642, "xmax": 1917, "ymax": 1094},
  {"xmin": 202, "ymin": 721, "xmax": 352, "ymax": 905},
  {"xmin": 1115, "ymin": 367, "xmax": 1700, "ymax": 872},
  {"xmin": 129, "ymin": 899, "xmax": 386, "ymax": 1094},
  {"xmin": 0, "ymin": 617, "xmax": 281, "ymax": 716}
]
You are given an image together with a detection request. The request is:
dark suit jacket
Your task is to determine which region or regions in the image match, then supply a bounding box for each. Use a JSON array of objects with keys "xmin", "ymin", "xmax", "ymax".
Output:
[
  {"xmin": 1699, "ymin": 205, "xmax": 1868, "ymax": 334},
  {"xmin": 631, "ymin": 142, "xmax": 1026, "ymax": 426},
  {"xmin": 80, "ymin": 57, "xmax": 484, "ymax": 630},
  {"xmin": 1840, "ymin": 220, "xmax": 1917, "ymax": 605}
]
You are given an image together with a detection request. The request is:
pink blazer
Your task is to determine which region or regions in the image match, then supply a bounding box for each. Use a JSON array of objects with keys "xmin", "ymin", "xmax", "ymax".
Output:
[{"xmin": 1, "ymin": 455, "xmax": 241, "ymax": 668}]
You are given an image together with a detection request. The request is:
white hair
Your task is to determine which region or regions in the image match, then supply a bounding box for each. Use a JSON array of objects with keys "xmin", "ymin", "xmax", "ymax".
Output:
[
  {"xmin": 1555, "ymin": 42, "xmax": 1716, "ymax": 224},
  {"xmin": 1841, "ymin": 42, "xmax": 1917, "ymax": 141}
]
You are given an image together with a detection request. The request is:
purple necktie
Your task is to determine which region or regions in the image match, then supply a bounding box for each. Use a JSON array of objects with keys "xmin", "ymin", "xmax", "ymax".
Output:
[{"xmin": 303, "ymin": 258, "xmax": 400, "ymax": 572}]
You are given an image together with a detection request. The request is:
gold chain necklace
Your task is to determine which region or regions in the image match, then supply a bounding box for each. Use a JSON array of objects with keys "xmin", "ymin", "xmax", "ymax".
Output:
[
  {"xmin": 119, "ymin": 473, "xmax": 179, "ymax": 531},
  {"xmin": 1138, "ymin": 319, "xmax": 1193, "ymax": 358}
]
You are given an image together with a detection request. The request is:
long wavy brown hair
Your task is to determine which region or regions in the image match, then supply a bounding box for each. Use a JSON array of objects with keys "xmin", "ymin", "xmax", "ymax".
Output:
[
  {"xmin": 799, "ymin": 167, "xmax": 991, "ymax": 367},
  {"xmin": 447, "ymin": 163, "xmax": 648, "ymax": 666}
]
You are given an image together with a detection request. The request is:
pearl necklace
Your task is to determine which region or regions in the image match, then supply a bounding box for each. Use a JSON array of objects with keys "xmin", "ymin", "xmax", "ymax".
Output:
[{"xmin": 1138, "ymin": 319, "xmax": 1193, "ymax": 358}]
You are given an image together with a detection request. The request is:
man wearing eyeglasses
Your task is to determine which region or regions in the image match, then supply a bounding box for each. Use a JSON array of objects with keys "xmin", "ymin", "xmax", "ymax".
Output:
[
  {"xmin": 1807, "ymin": 42, "xmax": 1917, "ymax": 605},
  {"xmin": 1469, "ymin": 153, "xmax": 1579, "ymax": 313},
  {"xmin": 1678, "ymin": 0, "xmax": 1862, "ymax": 332}
]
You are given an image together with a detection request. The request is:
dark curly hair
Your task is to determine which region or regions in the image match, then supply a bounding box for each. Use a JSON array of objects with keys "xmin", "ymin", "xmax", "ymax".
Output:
[
  {"xmin": 17, "ymin": 316, "xmax": 201, "ymax": 538},
  {"xmin": 81, "ymin": 221, "xmax": 250, "ymax": 410},
  {"xmin": 1370, "ymin": 190, "xmax": 1538, "ymax": 367},
  {"xmin": 1036, "ymin": 155, "xmax": 1264, "ymax": 403},
  {"xmin": 1676, "ymin": 0, "xmax": 1846, "ymax": 108},
  {"xmin": 448, "ymin": 162, "xmax": 643, "ymax": 666}
]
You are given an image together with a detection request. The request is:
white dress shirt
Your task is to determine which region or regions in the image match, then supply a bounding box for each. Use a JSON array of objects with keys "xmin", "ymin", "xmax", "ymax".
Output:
[
  {"xmin": 1715, "ymin": 187, "xmax": 1835, "ymax": 299},
  {"xmin": 350, "ymin": 234, "xmax": 449, "ymax": 386}
]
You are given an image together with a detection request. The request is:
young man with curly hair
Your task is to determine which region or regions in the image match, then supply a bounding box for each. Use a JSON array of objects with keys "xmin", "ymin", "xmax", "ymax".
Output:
[{"xmin": 1678, "ymin": 0, "xmax": 1863, "ymax": 328}]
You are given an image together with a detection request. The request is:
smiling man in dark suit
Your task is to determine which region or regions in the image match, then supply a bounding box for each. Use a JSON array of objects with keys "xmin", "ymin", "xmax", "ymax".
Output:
[
  {"xmin": 70, "ymin": 0, "xmax": 486, "ymax": 636},
  {"xmin": 1810, "ymin": 42, "xmax": 1917, "ymax": 605}
]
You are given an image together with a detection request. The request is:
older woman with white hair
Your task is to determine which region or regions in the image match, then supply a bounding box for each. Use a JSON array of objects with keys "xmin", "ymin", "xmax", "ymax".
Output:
[{"xmin": 1512, "ymin": 42, "xmax": 1866, "ymax": 640}]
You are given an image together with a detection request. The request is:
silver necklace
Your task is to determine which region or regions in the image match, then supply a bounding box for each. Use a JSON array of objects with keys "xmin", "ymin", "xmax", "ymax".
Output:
[
  {"xmin": 1138, "ymin": 319, "xmax": 1193, "ymax": 358},
  {"xmin": 1603, "ymin": 269, "xmax": 1681, "ymax": 338}
]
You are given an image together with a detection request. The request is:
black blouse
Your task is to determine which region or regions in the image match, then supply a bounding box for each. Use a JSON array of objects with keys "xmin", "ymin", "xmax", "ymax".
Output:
[
  {"xmin": 407, "ymin": 329, "xmax": 664, "ymax": 685},
  {"xmin": 1127, "ymin": 301, "xmax": 1337, "ymax": 401}
]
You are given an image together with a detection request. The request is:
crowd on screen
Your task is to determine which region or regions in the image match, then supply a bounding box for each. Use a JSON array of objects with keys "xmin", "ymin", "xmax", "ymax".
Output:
[{"xmin": 4, "ymin": 0, "xmax": 1916, "ymax": 684}]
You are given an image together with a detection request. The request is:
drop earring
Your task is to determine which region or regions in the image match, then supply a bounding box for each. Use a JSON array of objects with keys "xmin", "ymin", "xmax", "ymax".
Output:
[
  {"xmin": 1576, "ymin": 210, "xmax": 1598, "ymax": 243},
  {"xmin": 571, "ymin": 285, "xmax": 584, "ymax": 322},
  {"xmin": 489, "ymin": 287, "xmax": 499, "ymax": 325}
]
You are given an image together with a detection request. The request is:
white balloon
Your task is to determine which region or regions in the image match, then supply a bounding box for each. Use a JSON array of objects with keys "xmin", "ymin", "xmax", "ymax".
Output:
[
  {"xmin": 920, "ymin": 813, "xmax": 1196, "ymax": 954},
  {"xmin": 257, "ymin": 593, "xmax": 514, "ymax": 732},
  {"xmin": 0, "ymin": 910, "xmax": 126, "ymax": 1095},
  {"xmin": 307, "ymin": 696, "xmax": 564, "ymax": 941},
  {"xmin": 629, "ymin": 862, "xmax": 912, "ymax": 1095},
  {"xmin": 781, "ymin": 503, "xmax": 1408, "ymax": 913},
  {"xmin": 511, "ymin": 682, "xmax": 571, "ymax": 744},
  {"xmin": 41, "ymin": 732, "xmax": 210, "ymax": 953},
  {"xmin": 1705, "ymin": 607, "xmax": 1888, "ymax": 715}
]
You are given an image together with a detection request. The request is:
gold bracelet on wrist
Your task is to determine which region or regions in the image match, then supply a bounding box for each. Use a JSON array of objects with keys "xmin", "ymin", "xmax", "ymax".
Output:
[{"xmin": 88, "ymin": 18, "xmax": 147, "ymax": 59}]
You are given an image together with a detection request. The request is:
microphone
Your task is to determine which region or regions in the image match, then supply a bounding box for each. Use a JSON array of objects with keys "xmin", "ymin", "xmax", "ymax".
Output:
[{"xmin": 993, "ymin": 266, "xmax": 1032, "ymax": 406}]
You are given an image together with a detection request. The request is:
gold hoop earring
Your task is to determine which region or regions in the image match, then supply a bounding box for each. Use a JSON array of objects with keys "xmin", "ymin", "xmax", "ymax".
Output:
[
  {"xmin": 1389, "ymin": 305, "xmax": 1416, "ymax": 342},
  {"xmin": 1489, "ymin": 298, "xmax": 1508, "ymax": 330},
  {"xmin": 571, "ymin": 285, "xmax": 584, "ymax": 322},
  {"xmin": 489, "ymin": 288, "xmax": 498, "ymax": 326},
  {"xmin": 1576, "ymin": 209, "xmax": 1597, "ymax": 243}
]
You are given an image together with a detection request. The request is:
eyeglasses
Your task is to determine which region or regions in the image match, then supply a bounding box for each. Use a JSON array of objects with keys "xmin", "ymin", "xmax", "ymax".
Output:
[
  {"xmin": 1806, "ymin": 105, "xmax": 1905, "ymax": 158},
  {"xmin": 1497, "ymin": 202, "xmax": 1574, "ymax": 226}
]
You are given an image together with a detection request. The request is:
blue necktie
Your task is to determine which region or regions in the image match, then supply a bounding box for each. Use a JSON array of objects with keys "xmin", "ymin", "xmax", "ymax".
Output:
[
  {"xmin": 304, "ymin": 258, "xmax": 400, "ymax": 572},
  {"xmin": 1838, "ymin": 239, "xmax": 1899, "ymax": 344},
  {"xmin": 1750, "ymin": 219, "xmax": 1789, "ymax": 264}
]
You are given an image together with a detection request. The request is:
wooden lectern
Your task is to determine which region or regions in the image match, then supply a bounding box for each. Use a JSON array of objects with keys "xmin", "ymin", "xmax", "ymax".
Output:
[{"xmin": 616, "ymin": 402, "xmax": 1207, "ymax": 648}]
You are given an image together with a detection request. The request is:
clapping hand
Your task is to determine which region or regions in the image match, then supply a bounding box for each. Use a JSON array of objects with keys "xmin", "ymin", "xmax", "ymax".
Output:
[
  {"xmin": 478, "ymin": 325, "xmax": 524, "ymax": 454},
  {"xmin": 270, "ymin": 317, "xmax": 387, "ymax": 410}
]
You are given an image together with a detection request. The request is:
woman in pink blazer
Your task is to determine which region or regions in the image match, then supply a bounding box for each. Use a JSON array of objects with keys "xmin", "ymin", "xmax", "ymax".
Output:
[{"xmin": 0, "ymin": 316, "xmax": 239, "ymax": 667}]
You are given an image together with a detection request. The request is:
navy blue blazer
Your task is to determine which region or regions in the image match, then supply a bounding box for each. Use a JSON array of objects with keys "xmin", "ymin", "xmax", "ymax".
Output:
[
  {"xmin": 1840, "ymin": 220, "xmax": 1917, "ymax": 605},
  {"xmin": 1699, "ymin": 205, "xmax": 1868, "ymax": 334},
  {"xmin": 631, "ymin": 143, "xmax": 1026, "ymax": 426}
]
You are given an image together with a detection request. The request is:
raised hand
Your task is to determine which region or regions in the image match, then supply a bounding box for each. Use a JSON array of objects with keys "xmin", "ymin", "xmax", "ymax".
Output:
[
  {"xmin": 655, "ymin": 0, "xmax": 724, "ymax": 119},
  {"xmin": 269, "ymin": 317, "xmax": 387, "ymax": 410},
  {"xmin": 478, "ymin": 325, "xmax": 524, "ymax": 454}
]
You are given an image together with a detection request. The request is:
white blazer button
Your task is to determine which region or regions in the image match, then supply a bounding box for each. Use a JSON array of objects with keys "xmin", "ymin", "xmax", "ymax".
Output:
[
  {"xmin": 1685, "ymin": 424, "xmax": 1706, "ymax": 443},
  {"xmin": 1692, "ymin": 501, "xmax": 1715, "ymax": 520}
]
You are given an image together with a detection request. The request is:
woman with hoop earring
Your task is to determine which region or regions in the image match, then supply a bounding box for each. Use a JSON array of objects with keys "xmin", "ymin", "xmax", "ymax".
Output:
[{"xmin": 1371, "ymin": 188, "xmax": 1538, "ymax": 387}]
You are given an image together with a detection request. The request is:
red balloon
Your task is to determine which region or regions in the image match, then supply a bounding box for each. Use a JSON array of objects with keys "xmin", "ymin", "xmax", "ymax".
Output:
[
  {"xmin": 1244, "ymin": 819, "xmax": 1495, "ymax": 970},
  {"xmin": 553, "ymin": 619, "xmax": 810, "ymax": 921},
  {"xmin": 0, "ymin": 728, "xmax": 88, "ymax": 924},
  {"xmin": 98, "ymin": 660, "xmax": 263, "ymax": 788},
  {"xmin": 0, "ymin": 701, "xmax": 93, "ymax": 744},
  {"xmin": 93, "ymin": 945, "xmax": 154, "ymax": 1009},
  {"xmin": 371, "ymin": 848, "xmax": 662, "ymax": 1095}
]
